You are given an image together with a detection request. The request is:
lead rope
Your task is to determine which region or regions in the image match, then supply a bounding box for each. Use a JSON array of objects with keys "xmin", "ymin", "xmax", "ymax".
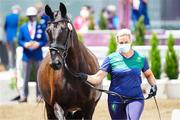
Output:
[
  {"xmin": 85, "ymin": 80, "xmax": 161, "ymax": 120},
  {"xmin": 63, "ymin": 59, "xmax": 161, "ymax": 120},
  {"xmin": 153, "ymin": 96, "xmax": 161, "ymax": 120}
]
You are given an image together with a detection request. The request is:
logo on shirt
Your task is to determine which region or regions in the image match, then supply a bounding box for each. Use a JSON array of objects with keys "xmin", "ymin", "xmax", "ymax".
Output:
[
  {"xmin": 115, "ymin": 58, "xmax": 120, "ymax": 62},
  {"xmin": 111, "ymin": 104, "xmax": 117, "ymax": 112}
]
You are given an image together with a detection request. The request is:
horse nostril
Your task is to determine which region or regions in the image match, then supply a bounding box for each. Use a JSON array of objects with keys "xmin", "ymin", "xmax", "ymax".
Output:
[
  {"xmin": 49, "ymin": 59, "xmax": 62, "ymax": 70},
  {"xmin": 55, "ymin": 60, "xmax": 60, "ymax": 65},
  {"xmin": 51, "ymin": 51, "xmax": 56, "ymax": 55}
]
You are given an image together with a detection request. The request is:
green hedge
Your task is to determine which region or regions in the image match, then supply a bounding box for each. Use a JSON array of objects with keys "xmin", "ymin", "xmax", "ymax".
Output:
[
  {"xmin": 165, "ymin": 34, "xmax": 179, "ymax": 79},
  {"xmin": 106, "ymin": 33, "xmax": 117, "ymax": 80},
  {"xmin": 99, "ymin": 12, "xmax": 107, "ymax": 30},
  {"xmin": 88, "ymin": 16, "xmax": 95, "ymax": 30},
  {"xmin": 149, "ymin": 32, "xmax": 161, "ymax": 79},
  {"xmin": 133, "ymin": 16, "xmax": 145, "ymax": 45},
  {"xmin": 77, "ymin": 32, "xmax": 84, "ymax": 43}
]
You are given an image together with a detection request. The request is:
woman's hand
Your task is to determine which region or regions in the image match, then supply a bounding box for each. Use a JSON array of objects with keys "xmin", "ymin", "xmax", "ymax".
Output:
[
  {"xmin": 150, "ymin": 85, "xmax": 157, "ymax": 96},
  {"xmin": 87, "ymin": 70, "xmax": 108, "ymax": 85},
  {"xmin": 24, "ymin": 41, "xmax": 32, "ymax": 49},
  {"xmin": 144, "ymin": 69, "xmax": 157, "ymax": 96},
  {"xmin": 79, "ymin": 70, "xmax": 108, "ymax": 85},
  {"xmin": 31, "ymin": 41, "xmax": 40, "ymax": 49}
]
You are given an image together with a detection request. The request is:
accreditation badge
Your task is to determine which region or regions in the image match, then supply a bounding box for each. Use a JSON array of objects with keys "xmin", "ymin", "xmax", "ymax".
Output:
[
  {"xmin": 37, "ymin": 33, "xmax": 42, "ymax": 39},
  {"xmin": 40, "ymin": 19, "xmax": 45, "ymax": 24},
  {"xmin": 37, "ymin": 29, "xmax": 43, "ymax": 34},
  {"xmin": 37, "ymin": 25, "xmax": 41, "ymax": 29}
]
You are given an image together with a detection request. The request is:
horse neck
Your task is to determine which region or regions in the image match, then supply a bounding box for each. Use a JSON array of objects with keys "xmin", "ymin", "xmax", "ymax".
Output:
[
  {"xmin": 66, "ymin": 32, "xmax": 88, "ymax": 72},
  {"xmin": 65, "ymin": 29, "xmax": 99, "ymax": 75}
]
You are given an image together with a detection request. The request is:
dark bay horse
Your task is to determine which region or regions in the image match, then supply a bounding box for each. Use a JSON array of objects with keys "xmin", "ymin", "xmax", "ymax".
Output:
[{"xmin": 37, "ymin": 3, "xmax": 102, "ymax": 120}]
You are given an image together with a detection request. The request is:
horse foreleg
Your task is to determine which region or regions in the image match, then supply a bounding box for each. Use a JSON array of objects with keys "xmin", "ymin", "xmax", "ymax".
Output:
[
  {"xmin": 54, "ymin": 102, "xmax": 66, "ymax": 120},
  {"xmin": 82, "ymin": 103, "xmax": 96, "ymax": 120},
  {"xmin": 45, "ymin": 102, "xmax": 58, "ymax": 120}
]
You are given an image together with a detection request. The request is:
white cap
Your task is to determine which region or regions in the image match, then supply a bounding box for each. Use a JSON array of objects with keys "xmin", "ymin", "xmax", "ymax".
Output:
[
  {"xmin": 116, "ymin": 28, "xmax": 132, "ymax": 41},
  {"xmin": 26, "ymin": 6, "xmax": 37, "ymax": 16}
]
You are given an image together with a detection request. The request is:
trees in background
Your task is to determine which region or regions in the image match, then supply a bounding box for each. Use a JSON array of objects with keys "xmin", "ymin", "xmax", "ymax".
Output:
[
  {"xmin": 99, "ymin": 12, "xmax": 107, "ymax": 30},
  {"xmin": 133, "ymin": 16, "xmax": 145, "ymax": 45},
  {"xmin": 106, "ymin": 33, "xmax": 117, "ymax": 80},
  {"xmin": 149, "ymin": 32, "xmax": 161, "ymax": 79},
  {"xmin": 165, "ymin": 34, "xmax": 179, "ymax": 79}
]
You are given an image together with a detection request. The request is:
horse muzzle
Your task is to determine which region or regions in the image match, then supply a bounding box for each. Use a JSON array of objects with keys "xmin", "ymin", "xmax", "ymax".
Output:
[
  {"xmin": 49, "ymin": 59, "xmax": 62, "ymax": 70},
  {"xmin": 65, "ymin": 108, "xmax": 83, "ymax": 119},
  {"xmin": 49, "ymin": 48, "xmax": 63, "ymax": 70}
]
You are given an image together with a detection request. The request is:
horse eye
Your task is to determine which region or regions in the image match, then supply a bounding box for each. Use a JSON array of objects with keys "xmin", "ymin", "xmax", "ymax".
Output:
[{"xmin": 47, "ymin": 21, "xmax": 51, "ymax": 25}]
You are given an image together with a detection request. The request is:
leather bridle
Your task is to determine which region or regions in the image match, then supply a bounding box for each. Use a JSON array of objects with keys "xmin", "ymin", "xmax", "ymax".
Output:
[{"xmin": 48, "ymin": 18, "xmax": 71, "ymax": 60}]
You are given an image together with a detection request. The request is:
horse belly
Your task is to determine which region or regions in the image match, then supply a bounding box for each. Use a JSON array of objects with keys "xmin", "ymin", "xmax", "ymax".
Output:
[{"xmin": 57, "ymin": 87, "xmax": 90, "ymax": 107}]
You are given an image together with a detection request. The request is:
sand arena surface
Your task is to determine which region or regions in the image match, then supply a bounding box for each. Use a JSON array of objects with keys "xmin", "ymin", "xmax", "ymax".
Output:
[{"xmin": 0, "ymin": 99, "xmax": 180, "ymax": 120}]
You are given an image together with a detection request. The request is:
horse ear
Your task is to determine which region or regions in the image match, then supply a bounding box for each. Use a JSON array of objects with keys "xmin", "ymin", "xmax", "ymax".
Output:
[
  {"xmin": 45, "ymin": 5, "xmax": 54, "ymax": 20},
  {"xmin": 59, "ymin": 2, "xmax": 67, "ymax": 18}
]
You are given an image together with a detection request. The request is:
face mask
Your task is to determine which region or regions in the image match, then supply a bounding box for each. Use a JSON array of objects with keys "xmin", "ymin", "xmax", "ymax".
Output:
[{"xmin": 118, "ymin": 43, "xmax": 131, "ymax": 53}]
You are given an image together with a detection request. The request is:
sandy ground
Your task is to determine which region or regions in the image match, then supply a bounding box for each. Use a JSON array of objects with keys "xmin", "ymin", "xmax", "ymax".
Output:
[{"xmin": 0, "ymin": 98, "xmax": 180, "ymax": 120}]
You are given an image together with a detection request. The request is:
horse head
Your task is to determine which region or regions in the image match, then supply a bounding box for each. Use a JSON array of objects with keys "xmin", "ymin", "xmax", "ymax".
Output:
[{"xmin": 45, "ymin": 3, "xmax": 73, "ymax": 70}]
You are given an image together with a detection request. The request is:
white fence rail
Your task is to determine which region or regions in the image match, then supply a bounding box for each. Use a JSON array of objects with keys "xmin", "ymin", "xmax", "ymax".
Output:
[
  {"xmin": 16, "ymin": 46, "xmax": 180, "ymax": 99},
  {"xmin": 16, "ymin": 45, "xmax": 180, "ymax": 86}
]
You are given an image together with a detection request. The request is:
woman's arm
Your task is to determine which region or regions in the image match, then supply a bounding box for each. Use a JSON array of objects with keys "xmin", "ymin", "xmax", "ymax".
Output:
[
  {"xmin": 143, "ymin": 69, "xmax": 156, "ymax": 85},
  {"xmin": 87, "ymin": 70, "xmax": 108, "ymax": 85},
  {"xmin": 143, "ymin": 69, "xmax": 157, "ymax": 96}
]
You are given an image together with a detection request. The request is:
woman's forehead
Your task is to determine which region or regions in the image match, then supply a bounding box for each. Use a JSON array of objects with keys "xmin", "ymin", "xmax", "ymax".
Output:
[{"xmin": 118, "ymin": 35, "xmax": 130, "ymax": 41}]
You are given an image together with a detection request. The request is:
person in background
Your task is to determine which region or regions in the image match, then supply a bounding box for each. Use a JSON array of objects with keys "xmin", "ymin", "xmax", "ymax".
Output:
[
  {"xmin": 105, "ymin": 5, "xmax": 119, "ymax": 29},
  {"xmin": 79, "ymin": 29, "xmax": 157, "ymax": 119},
  {"xmin": 4, "ymin": 5, "xmax": 21, "ymax": 69},
  {"xmin": 18, "ymin": 6, "xmax": 47, "ymax": 102},
  {"xmin": 118, "ymin": 0, "xmax": 131, "ymax": 29},
  {"xmin": 141, "ymin": 0, "xmax": 150, "ymax": 28},
  {"xmin": 73, "ymin": 5, "xmax": 94, "ymax": 32},
  {"xmin": 131, "ymin": 0, "xmax": 150, "ymax": 28}
]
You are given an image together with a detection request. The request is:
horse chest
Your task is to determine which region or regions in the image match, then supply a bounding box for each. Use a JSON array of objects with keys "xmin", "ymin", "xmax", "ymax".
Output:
[{"xmin": 57, "ymin": 79, "xmax": 91, "ymax": 103}]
